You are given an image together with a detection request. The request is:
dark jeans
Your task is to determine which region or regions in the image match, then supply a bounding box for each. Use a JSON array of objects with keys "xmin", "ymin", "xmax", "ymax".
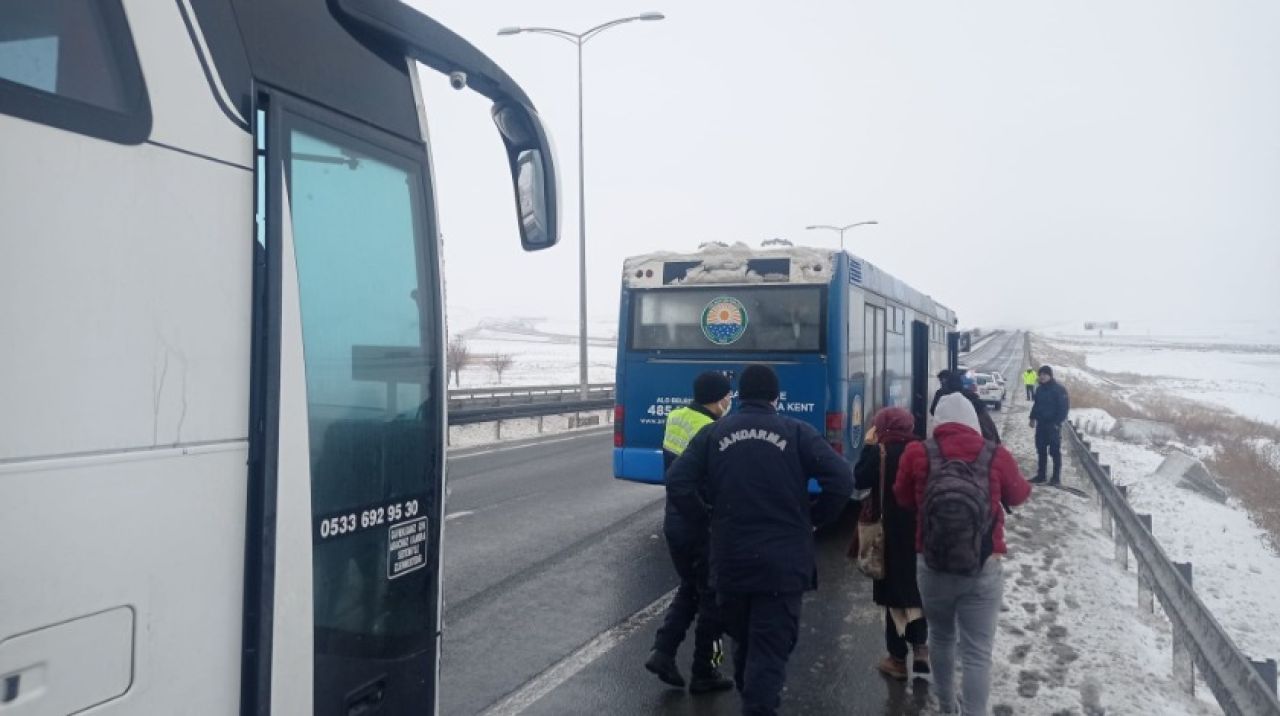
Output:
[
  {"xmin": 1035, "ymin": 423, "xmax": 1062, "ymax": 480},
  {"xmin": 719, "ymin": 592, "xmax": 802, "ymax": 716},
  {"xmin": 653, "ymin": 542, "xmax": 723, "ymax": 672},
  {"xmin": 885, "ymin": 609, "xmax": 928, "ymax": 660},
  {"xmin": 1025, "ymin": 385, "xmax": 1035, "ymax": 401}
]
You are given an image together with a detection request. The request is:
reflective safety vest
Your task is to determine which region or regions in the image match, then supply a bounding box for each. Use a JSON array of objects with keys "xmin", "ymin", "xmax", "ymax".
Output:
[
  {"xmin": 662, "ymin": 406, "xmax": 715, "ymax": 457},
  {"xmin": 1023, "ymin": 370, "xmax": 1037, "ymax": 386}
]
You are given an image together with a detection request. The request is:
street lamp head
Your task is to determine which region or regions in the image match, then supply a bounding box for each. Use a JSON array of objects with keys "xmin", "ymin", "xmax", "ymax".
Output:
[
  {"xmin": 497, "ymin": 26, "xmax": 523, "ymax": 36},
  {"xmin": 638, "ymin": 12, "xmax": 666, "ymax": 21},
  {"xmin": 863, "ymin": 220, "xmax": 879, "ymax": 226}
]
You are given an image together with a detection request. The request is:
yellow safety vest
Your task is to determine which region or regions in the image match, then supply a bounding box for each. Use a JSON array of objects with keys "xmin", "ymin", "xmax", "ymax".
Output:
[
  {"xmin": 662, "ymin": 406, "xmax": 715, "ymax": 456},
  {"xmin": 1023, "ymin": 370, "xmax": 1037, "ymax": 386}
]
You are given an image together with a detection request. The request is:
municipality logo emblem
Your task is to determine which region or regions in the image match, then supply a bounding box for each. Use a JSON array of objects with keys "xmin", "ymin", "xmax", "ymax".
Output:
[{"xmin": 701, "ymin": 297, "xmax": 748, "ymax": 345}]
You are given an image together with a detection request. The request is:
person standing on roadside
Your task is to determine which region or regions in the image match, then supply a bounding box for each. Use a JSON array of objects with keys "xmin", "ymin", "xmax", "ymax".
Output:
[
  {"xmin": 667, "ymin": 364, "xmax": 854, "ymax": 716},
  {"xmin": 895, "ymin": 394, "xmax": 1031, "ymax": 716},
  {"xmin": 854, "ymin": 407, "xmax": 930, "ymax": 681},
  {"xmin": 1022, "ymin": 367, "xmax": 1037, "ymax": 402},
  {"xmin": 930, "ymin": 369, "xmax": 952, "ymax": 415},
  {"xmin": 645, "ymin": 372, "xmax": 736, "ymax": 693},
  {"xmin": 932, "ymin": 371, "xmax": 1001, "ymax": 444},
  {"xmin": 1029, "ymin": 365, "xmax": 1070, "ymax": 486}
]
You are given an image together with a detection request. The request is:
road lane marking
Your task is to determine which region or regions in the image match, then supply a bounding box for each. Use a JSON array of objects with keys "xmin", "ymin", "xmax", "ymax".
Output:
[
  {"xmin": 449, "ymin": 429, "xmax": 611, "ymax": 460},
  {"xmin": 445, "ymin": 511, "xmax": 475, "ymax": 522},
  {"xmin": 477, "ymin": 588, "xmax": 678, "ymax": 716}
]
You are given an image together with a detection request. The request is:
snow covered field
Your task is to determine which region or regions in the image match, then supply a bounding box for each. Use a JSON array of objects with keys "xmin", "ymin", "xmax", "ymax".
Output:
[
  {"xmin": 1045, "ymin": 333, "xmax": 1280, "ymax": 426},
  {"xmin": 1082, "ymin": 434, "xmax": 1280, "ymax": 666},
  {"xmin": 1028, "ymin": 332, "xmax": 1280, "ymax": 707},
  {"xmin": 448, "ymin": 313, "xmax": 617, "ymax": 388}
]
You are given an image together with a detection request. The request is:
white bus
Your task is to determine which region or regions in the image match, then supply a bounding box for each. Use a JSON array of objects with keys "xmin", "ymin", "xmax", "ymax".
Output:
[{"xmin": 0, "ymin": 1, "xmax": 559, "ymax": 714}]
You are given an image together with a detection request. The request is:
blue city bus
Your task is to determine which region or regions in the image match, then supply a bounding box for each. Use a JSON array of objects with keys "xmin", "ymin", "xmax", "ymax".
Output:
[{"xmin": 613, "ymin": 244, "xmax": 957, "ymax": 483}]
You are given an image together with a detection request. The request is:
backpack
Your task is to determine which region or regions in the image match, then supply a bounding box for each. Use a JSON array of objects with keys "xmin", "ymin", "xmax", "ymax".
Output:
[{"xmin": 921, "ymin": 439, "xmax": 996, "ymax": 576}]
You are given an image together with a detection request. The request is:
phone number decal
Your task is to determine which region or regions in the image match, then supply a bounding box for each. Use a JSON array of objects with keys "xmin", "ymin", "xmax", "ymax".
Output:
[{"xmin": 315, "ymin": 497, "xmax": 424, "ymax": 542}]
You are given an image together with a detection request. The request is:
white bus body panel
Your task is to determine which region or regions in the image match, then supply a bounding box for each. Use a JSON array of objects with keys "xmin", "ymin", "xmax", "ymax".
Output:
[{"xmin": 0, "ymin": 1, "xmax": 252, "ymax": 713}]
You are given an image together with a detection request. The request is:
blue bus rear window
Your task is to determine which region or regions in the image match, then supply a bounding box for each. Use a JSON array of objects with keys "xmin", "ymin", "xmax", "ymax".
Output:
[{"xmin": 629, "ymin": 286, "xmax": 825, "ymax": 353}]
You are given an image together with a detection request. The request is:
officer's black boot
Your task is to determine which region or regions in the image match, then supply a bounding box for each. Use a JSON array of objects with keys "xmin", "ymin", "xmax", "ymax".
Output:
[
  {"xmin": 1049, "ymin": 460, "xmax": 1062, "ymax": 486},
  {"xmin": 689, "ymin": 666, "xmax": 734, "ymax": 694},
  {"xmin": 644, "ymin": 649, "xmax": 685, "ymax": 688}
]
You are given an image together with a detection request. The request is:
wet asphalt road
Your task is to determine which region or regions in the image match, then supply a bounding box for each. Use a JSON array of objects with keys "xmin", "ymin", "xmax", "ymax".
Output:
[{"xmin": 439, "ymin": 333, "xmax": 1021, "ymax": 715}]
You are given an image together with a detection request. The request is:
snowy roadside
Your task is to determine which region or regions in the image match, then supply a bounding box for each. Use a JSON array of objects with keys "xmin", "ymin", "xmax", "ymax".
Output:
[
  {"xmin": 1080, "ymin": 434, "xmax": 1280, "ymax": 667},
  {"xmin": 447, "ymin": 409, "xmax": 612, "ymax": 450},
  {"xmin": 986, "ymin": 389, "xmax": 1219, "ymax": 715}
]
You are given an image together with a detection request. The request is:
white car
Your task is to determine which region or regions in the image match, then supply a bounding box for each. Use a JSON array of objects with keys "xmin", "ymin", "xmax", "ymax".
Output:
[{"xmin": 973, "ymin": 372, "xmax": 1006, "ymax": 410}]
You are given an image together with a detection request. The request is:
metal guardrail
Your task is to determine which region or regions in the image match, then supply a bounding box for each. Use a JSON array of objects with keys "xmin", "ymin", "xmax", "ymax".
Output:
[
  {"xmin": 1065, "ymin": 420, "xmax": 1280, "ymax": 715},
  {"xmin": 447, "ymin": 383, "xmax": 615, "ymax": 409},
  {"xmin": 449, "ymin": 397, "xmax": 614, "ymax": 426}
]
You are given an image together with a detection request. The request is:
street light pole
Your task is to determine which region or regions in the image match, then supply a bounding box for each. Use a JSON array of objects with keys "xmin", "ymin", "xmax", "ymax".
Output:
[
  {"xmin": 576, "ymin": 39, "xmax": 587, "ymax": 402},
  {"xmin": 499, "ymin": 13, "xmax": 665, "ymax": 399},
  {"xmin": 805, "ymin": 221, "xmax": 879, "ymax": 251}
]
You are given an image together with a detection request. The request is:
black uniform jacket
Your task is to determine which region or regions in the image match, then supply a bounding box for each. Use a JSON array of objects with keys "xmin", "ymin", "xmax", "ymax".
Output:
[
  {"xmin": 666, "ymin": 401, "xmax": 854, "ymax": 594},
  {"xmin": 662, "ymin": 403, "xmax": 719, "ymax": 551},
  {"xmin": 1030, "ymin": 380, "xmax": 1070, "ymax": 426}
]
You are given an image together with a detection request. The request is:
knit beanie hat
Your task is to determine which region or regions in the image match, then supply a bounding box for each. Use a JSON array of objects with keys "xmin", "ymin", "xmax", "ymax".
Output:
[
  {"xmin": 738, "ymin": 364, "xmax": 780, "ymax": 402},
  {"xmin": 934, "ymin": 393, "xmax": 981, "ymax": 434},
  {"xmin": 693, "ymin": 371, "xmax": 732, "ymax": 405}
]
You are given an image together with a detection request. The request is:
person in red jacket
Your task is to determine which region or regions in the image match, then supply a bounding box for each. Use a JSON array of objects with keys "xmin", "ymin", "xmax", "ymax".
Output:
[{"xmin": 894, "ymin": 393, "xmax": 1031, "ymax": 715}]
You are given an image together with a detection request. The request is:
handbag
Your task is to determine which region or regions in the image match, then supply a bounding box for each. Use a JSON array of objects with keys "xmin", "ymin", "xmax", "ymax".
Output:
[{"xmin": 855, "ymin": 444, "xmax": 887, "ymax": 579}]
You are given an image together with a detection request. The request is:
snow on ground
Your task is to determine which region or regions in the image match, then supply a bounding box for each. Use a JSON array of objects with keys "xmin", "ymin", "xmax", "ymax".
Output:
[
  {"xmin": 1044, "ymin": 334, "xmax": 1280, "ymax": 426},
  {"xmin": 447, "ymin": 411, "xmax": 611, "ymax": 450},
  {"xmin": 1085, "ymin": 434, "xmax": 1280, "ymax": 666},
  {"xmin": 1069, "ymin": 407, "xmax": 1117, "ymax": 436},
  {"xmin": 985, "ymin": 395, "xmax": 1218, "ymax": 715},
  {"xmin": 447, "ymin": 313, "xmax": 618, "ymax": 388}
]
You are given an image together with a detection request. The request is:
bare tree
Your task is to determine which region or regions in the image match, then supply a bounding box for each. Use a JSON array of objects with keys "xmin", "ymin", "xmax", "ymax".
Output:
[
  {"xmin": 446, "ymin": 335, "xmax": 471, "ymax": 387},
  {"xmin": 488, "ymin": 353, "xmax": 515, "ymax": 384}
]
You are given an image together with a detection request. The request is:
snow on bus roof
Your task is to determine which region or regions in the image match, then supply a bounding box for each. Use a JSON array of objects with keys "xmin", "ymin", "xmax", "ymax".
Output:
[
  {"xmin": 623, "ymin": 242, "xmax": 833, "ymax": 284},
  {"xmin": 622, "ymin": 243, "xmax": 955, "ymax": 323}
]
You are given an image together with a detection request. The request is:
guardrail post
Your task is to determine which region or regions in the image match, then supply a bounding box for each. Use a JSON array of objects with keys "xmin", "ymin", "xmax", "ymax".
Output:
[
  {"xmin": 494, "ymin": 420, "xmax": 502, "ymax": 440},
  {"xmin": 1252, "ymin": 658, "xmax": 1278, "ymax": 696},
  {"xmin": 1172, "ymin": 561, "xmax": 1195, "ymax": 695},
  {"xmin": 1254, "ymin": 660, "xmax": 1274, "ymax": 696},
  {"xmin": 537, "ymin": 416, "xmax": 544, "ymax": 434},
  {"xmin": 1114, "ymin": 486, "xmax": 1130, "ymax": 570},
  {"xmin": 1137, "ymin": 514, "xmax": 1154, "ymax": 613}
]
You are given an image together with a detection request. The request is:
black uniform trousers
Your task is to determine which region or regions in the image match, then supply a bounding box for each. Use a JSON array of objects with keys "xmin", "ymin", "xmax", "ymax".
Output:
[
  {"xmin": 1025, "ymin": 384, "xmax": 1036, "ymax": 401},
  {"xmin": 719, "ymin": 591, "xmax": 802, "ymax": 716},
  {"xmin": 1035, "ymin": 422, "xmax": 1062, "ymax": 480},
  {"xmin": 652, "ymin": 542, "xmax": 722, "ymax": 671}
]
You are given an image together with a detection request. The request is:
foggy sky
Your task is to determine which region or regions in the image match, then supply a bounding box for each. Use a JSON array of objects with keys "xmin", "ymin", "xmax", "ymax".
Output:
[{"xmin": 413, "ymin": 1, "xmax": 1280, "ymax": 336}]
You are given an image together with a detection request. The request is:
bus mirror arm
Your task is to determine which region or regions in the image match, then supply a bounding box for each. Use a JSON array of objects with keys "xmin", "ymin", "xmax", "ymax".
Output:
[{"xmin": 331, "ymin": 0, "xmax": 561, "ymax": 251}]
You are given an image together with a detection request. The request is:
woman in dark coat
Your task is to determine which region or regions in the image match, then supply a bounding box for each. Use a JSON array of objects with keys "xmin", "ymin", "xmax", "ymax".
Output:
[{"xmin": 854, "ymin": 406, "xmax": 929, "ymax": 680}]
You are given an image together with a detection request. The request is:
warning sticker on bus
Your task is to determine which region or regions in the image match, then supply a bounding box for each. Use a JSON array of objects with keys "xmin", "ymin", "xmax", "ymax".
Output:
[{"xmin": 387, "ymin": 517, "xmax": 428, "ymax": 580}]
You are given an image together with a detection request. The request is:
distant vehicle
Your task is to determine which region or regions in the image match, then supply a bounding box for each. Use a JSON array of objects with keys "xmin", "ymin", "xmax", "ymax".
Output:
[
  {"xmin": 612, "ymin": 244, "xmax": 957, "ymax": 483},
  {"xmin": 974, "ymin": 372, "xmax": 1006, "ymax": 410},
  {"xmin": 0, "ymin": 1, "xmax": 559, "ymax": 713}
]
